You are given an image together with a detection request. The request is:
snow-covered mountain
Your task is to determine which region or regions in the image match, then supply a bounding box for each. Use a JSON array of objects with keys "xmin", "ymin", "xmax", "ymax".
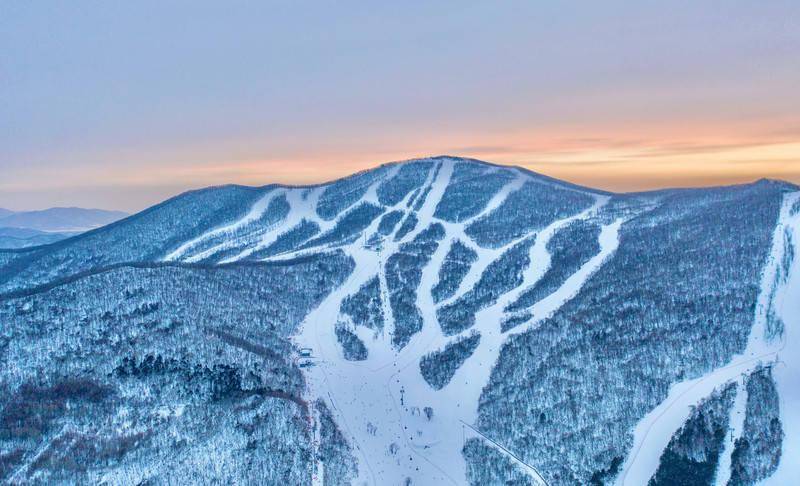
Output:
[
  {"xmin": 0, "ymin": 227, "xmax": 82, "ymax": 250},
  {"xmin": 1, "ymin": 156, "xmax": 798, "ymax": 485},
  {"xmin": 0, "ymin": 207, "xmax": 128, "ymax": 233}
]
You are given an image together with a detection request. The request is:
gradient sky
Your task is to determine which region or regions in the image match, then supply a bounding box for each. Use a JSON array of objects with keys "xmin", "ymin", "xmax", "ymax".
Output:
[{"xmin": 2, "ymin": 1, "xmax": 799, "ymax": 212}]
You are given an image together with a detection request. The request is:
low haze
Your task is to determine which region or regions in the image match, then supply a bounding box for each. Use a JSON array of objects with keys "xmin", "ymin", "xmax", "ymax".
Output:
[{"xmin": 2, "ymin": 1, "xmax": 798, "ymax": 212}]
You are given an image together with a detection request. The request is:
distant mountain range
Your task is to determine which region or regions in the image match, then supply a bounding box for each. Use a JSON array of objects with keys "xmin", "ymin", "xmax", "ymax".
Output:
[
  {"xmin": 0, "ymin": 156, "xmax": 798, "ymax": 485},
  {"xmin": 0, "ymin": 207, "xmax": 128, "ymax": 232},
  {"xmin": 0, "ymin": 207, "xmax": 128, "ymax": 249}
]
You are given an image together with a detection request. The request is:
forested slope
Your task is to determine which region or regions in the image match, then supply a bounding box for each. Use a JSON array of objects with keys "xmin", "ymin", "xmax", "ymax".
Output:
[{"xmin": 1, "ymin": 157, "xmax": 797, "ymax": 485}]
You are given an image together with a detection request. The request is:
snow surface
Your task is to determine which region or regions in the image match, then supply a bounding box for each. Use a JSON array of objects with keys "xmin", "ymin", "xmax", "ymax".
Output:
[
  {"xmin": 283, "ymin": 158, "xmax": 619, "ymax": 485},
  {"xmin": 766, "ymin": 191, "xmax": 800, "ymax": 485},
  {"xmin": 312, "ymin": 405, "xmax": 324, "ymax": 486},
  {"xmin": 163, "ymin": 164, "xmax": 405, "ymax": 265},
  {"xmin": 715, "ymin": 379, "xmax": 747, "ymax": 486},
  {"xmin": 156, "ymin": 156, "xmax": 799, "ymax": 485},
  {"xmin": 618, "ymin": 190, "xmax": 800, "ymax": 486},
  {"xmin": 162, "ymin": 188, "xmax": 278, "ymax": 262}
]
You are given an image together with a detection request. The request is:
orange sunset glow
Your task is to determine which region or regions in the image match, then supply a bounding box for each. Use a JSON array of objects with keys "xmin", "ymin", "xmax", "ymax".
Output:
[{"xmin": 2, "ymin": 2, "xmax": 798, "ymax": 211}]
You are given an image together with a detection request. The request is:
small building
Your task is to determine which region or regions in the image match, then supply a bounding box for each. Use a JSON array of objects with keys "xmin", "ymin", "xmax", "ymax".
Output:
[{"xmin": 298, "ymin": 348, "xmax": 313, "ymax": 357}]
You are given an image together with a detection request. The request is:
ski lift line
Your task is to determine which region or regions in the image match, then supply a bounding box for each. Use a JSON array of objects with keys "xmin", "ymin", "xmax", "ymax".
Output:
[{"xmin": 459, "ymin": 420, "xmax": 550, "ymax": 486}]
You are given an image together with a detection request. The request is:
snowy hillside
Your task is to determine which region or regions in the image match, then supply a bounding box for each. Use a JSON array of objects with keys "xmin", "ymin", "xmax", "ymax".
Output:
[{"xmin": 0, "ymin": 156, "xmax": 798, "ymax": 485}]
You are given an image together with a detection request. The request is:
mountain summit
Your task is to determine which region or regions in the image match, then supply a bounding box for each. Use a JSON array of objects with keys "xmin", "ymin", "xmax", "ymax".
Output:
[{"xmin": 1, "ymin": 156, "xmax": 798, "ymax": 485}]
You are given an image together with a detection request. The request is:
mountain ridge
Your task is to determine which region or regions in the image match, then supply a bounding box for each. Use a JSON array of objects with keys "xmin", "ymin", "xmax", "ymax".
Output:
[
  {"xmin": 4, "ymin": 155, "xmax": 795, "ymax": 257},
  {"xmin": 0, "ymin": 155, "xmax": 798, "ymax": 484}
]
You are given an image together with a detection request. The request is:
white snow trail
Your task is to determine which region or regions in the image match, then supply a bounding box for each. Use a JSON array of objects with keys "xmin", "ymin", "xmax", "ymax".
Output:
[
  {"xmin": 260, "ymin": 166, "xmax": 413, "ymax": 264},
  {"xmin": 383, "ymin": 198, "xmax": 618, "ymax": 485},
  {"xmin": 715, "ymin": 379, "xmax": 747, "ymax": 486},
  {"xmin": 215, "ymin": 164, "xmax": 403, "ymax": 264},
  {"xmin": 162, "ymin": 188, "xmax": 277, "ymax": 262},
  {"xmin": 505, "ymin": 214, "xmax": 620, "ymax": 337},
  {"xmin": 219, "ymin": 187, "xmax": 318, "ymax": 263},
  {"xmin": 292, "ymin": 159, "xmax": 613, "ymax": 485},
  {"xmin": 432, "ymin": 170, "xmax": 527, "ymax": 308},
  {"xmin": 311, "ymin": 405, "xmax": 325, "ymax": 486},
  {"xmin": 618, "ymin": 190, "xmax": 800, "ymax": 486},
  {"xmin": 290, "ymin": 161, "xmax": 450, "ymax": 485},
  {"xmin": 493, "ymin": 195, "xmax": 611, "ymax": 328},
  {"xmin": 397, "ymin": 161, "xmax": 454, "ymax": 244},
  {"xmin": 765, "ymin": 190, "xmax": 800, "ymax": 485}
]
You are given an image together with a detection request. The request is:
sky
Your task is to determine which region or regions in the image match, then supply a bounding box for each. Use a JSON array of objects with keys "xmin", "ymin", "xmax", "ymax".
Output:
[{"xmin": 2, "ymin": 1, "xmax": 799, "ymax": 212}]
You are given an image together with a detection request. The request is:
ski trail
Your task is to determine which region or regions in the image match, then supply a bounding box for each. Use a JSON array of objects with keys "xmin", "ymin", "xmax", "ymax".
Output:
[
  {"xmin": 260, "ymin": 165, "xmax": 425, "ymax": 264},
  {"xmin": 432, "ymin": 170, "xmax": 527, "ymax": 308},
  {"xmin": 387, "ymin": 200, "xmax": 619, "ymax": 485},
  {"xmin": 618, "ymin": 191, "xmax": 800, "ymax": 486},
  {"xmin": 471, "ymin": 169, "xmax": 526, "ymax": 222},
  {"xmin": 162, "ymin": 188, "xmax": 277, "ymax": 261},
  {"xmin": 344, "ymin": 162, "xmax": 443, "ymax": 363},
  {"xmin": 360, "ymin": 161, "xmax": 453, "ymax": 366},
  {"xmin": 181, "ymin": 190, "xmax": 290, "ymax": 263},
  {"xmin": 295, "ymin": 245, "xmax": 383, "ymax": 485},
  {"xmin": 291, "ymin": 161, "xmax": 452, "ymax": 485},
  {"xmin": 293, "ymin": 159, "xmax": 613, "ymax": 485},
  {"xmin": 492, "ymin": 195, "xmax": 610, "ymax": 328},
  {"xmin": 766, "ymin": 190, "xmax": 800, "ymax": 485},
  {"xmin": 8, "ymin": 425, "xmax": 70, "ymax": 483},
  {"xmin": 408, "ymin": 159, "xmax": 441, "ymax": 210},
  {"xmin": 376, "ymin": 253, "xmax": 396, "ymax": 344},
  {"xmin": 388, "ymin": 167, "xmax": 525, "ymax": 364},
  {"xmin": 220, "ymin": 187, "xmax": 317, "ymax": 263},
  {"xmin": 715, "ymin": 379, "xmax": 747, "ymax": 486},
  {"xmin": 399, "ymin": 161, "xmax": 453, "ymax": 243},
  {"xmin": 311, "ymin": 404, "xmax": 324, "ymax": 486},
  {"xmin": 364, "ymin": 163, "xmax": 402, "ymax": 206},
  {"xmin": 504, "ymin": 215, "xmax": 620, "ymax": 337},
  {"xmin": 217, "ymin": 164, "xmax": 403, "ymax": 264},
  {"xmin": 317, "ymin": 160, "xmax": 451, "ymax": 370}
]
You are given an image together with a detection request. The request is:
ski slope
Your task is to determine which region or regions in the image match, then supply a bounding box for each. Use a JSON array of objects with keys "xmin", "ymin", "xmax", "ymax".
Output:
[
  {"xmin": 715, "ymin": 379, "xmax": 747, "ymax": 486},
  {"xmin": 157, "ymin": 156, "xmax": 797, "ymax": 485},
  {"xmin": 283, "ymin": 158, "xmax": 620, "ymax": 485},
  {"xmin": 766, "ymin": 191, "xmax": 800, "ymax": 485},
  {"xmin": 163, "ymin": 188, "xmax": 279, "ymax": 262},
  {"xmin": 618, "ymin": 190, "xmax": 800, "ymax": 486}
]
